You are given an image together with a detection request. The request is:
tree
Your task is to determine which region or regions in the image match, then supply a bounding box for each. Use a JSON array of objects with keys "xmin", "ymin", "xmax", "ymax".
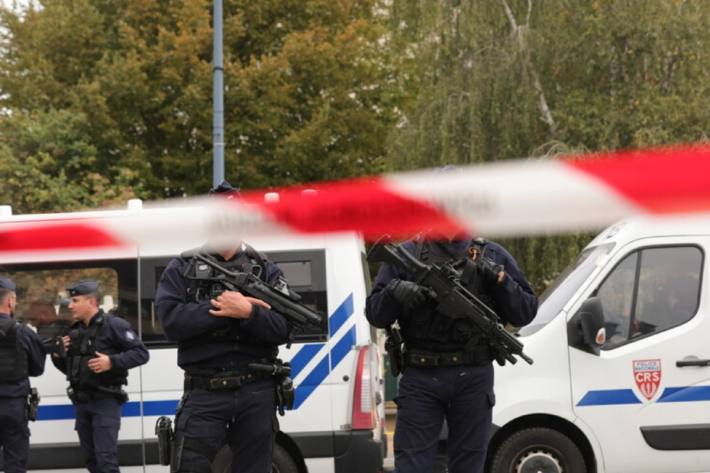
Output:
[
  {"xmin": 0, "ymin": 0, "xmax": 399, "ymax": 205},
  {"xmin": 0, "ymin": 109, "xmax": 140, "ymax": 213},
  {"xmin": 385, "ymin": 0, "xmax": 710, "ymax": 292}
]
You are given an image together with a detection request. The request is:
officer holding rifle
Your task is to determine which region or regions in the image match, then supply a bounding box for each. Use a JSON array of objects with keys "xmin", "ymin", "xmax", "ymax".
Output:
[
  {"xmin": 366, "ymin": 235, "xmax": 538, "ymax": 473},
  {"xmin": 155, "ymin": 181, "xmax": 310, "ymax": 473}
]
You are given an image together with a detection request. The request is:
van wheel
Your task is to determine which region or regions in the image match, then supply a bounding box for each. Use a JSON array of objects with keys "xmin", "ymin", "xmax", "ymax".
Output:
[
  {"xmin": 489, "ymin": 427, "xmax": 586, "ymax": 473},
  {"xmin": 212, "ymin": 443, "xmax": 299, "ymax": 473}
]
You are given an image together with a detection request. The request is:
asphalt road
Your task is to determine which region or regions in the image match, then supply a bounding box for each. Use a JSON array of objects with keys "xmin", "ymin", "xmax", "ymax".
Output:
[{"xmin": 384, "ymin": 457, "xmax": 448, "ymax": 473}]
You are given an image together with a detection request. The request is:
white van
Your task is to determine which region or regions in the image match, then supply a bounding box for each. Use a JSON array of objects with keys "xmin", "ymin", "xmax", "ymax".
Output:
[
  {"xmin": 0, "ymin": 202, "xmax": 386, "ymax": 473},
  {"xmin": 486, "ymin": 215, "xmax": 710, "ymax": 473}
]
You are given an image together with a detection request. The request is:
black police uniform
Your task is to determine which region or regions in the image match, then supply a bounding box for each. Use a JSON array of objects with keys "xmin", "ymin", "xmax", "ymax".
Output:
[
  {"xmin": 155, "ymin": 244, "xmax": 291, "ymax": 473},
  {"xmin": 366, "ymin": 238, "xmax": 538, "ymax": 473},
  {"xmin": 51, "ymin": 281, "xmax": 149, "ymax": 473},
  {"xmin": 0, "ymin": 277, "xmax": 46, "ymax": 473}
]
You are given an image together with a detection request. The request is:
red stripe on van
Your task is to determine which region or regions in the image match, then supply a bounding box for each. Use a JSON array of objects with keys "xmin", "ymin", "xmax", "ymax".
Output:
[
  {"xmin": 567, "ymin": 144, "xmax": 710, "ymax": 214},
  {"xmin": 0, "ymin": 223, "xmax": 125, "ymax": 252},
  {"xmin": 241, "ymin": 177, "xmax": 467, "ymax": 241}
]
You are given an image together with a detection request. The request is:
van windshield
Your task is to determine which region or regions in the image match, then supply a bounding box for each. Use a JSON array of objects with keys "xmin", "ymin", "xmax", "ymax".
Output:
[{"xmin": 518, "ymin": 243, "xmax": 615, "ymax": 336}]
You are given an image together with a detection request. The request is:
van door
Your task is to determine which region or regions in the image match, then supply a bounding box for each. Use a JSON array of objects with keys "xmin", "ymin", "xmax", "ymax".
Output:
[{"xmin": 568, "ymin": 238, "xmax": 710, "ymax": 473}]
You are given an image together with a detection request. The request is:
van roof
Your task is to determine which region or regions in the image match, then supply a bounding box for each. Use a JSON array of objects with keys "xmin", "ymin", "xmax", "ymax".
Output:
[{"xmin": 587, "ymin": 213, "xmax": 710, "ymax": 249}]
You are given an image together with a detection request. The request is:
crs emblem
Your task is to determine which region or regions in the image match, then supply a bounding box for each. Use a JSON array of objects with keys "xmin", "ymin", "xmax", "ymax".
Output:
[{"xmin": 633, "ymin": 359, "xmax": 662, "ymax": 401}]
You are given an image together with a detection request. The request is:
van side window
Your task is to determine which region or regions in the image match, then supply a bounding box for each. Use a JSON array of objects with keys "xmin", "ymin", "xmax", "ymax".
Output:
[
  {"xmin": 597, "ymin": 253, "xmax": 637, "ymax": 345},
  {"xmin": 597, "ymin": 246, "xmax": 703, "ymax": 349},
  {"xmin": 0, "ymin": 261, "xmax": 136, "ymax": 341}
]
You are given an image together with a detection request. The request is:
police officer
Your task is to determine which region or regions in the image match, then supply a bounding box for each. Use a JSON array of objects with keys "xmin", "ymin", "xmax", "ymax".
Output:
[
  {"xmin": 0, "ymin": 276, "xmax": 46, "ymax": 473},
  {"xmin": 51, "ymin": 280, "xmax": 149, "ymax": 473},
  {"xmin": 366, "ymin": 236, "xmax": 538, "ymax": 473},
  {"xmin": 155, "ymin": 181, "xmax": 292, "ymax": 473}
]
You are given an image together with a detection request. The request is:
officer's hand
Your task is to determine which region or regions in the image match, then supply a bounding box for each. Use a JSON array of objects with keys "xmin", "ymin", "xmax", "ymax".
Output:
[
  {"xmin": 210, "ymin": 291, "xmax": 271, "ymax": 319},
  {"xmin": 479, "ymin": 258, "xmax": 505, "ymax": 286},
  {"xmin": 386, "ymin": 279, "xmax": 434, "ymax": 309},
  {"xmin": 62, "ymin": 335, "xmax": 71, "ymax": 350},
  {"xmin": 88, "ymin": 352, "xmax": 112, "ymax": 373}
]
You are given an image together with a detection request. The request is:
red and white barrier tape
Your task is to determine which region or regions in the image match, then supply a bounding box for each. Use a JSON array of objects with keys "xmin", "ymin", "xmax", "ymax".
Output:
[
  {"xmin": 238, "ymin": 143, "xmax": 710, "ymax": 238},
  {"xmin": 1, "ymin": 143, "xmax": 709, "ymax": 255}
]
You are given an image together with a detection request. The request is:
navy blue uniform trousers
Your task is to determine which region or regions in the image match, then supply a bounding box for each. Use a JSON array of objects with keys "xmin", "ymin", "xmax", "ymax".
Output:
[
  {"xmin": 174, "ymin": 379, "xmax": 278, "ymax": 473},
  {"xmin": 394, "ymin": 365, "xmax": 495, "ymax": 473},
  {"xmin": 0, "ymin": 397, "xmax": 30, "ymax": 473},
  {"xmin": 74, "ymin": 398, "xmax": 122, "ymax": 473}
]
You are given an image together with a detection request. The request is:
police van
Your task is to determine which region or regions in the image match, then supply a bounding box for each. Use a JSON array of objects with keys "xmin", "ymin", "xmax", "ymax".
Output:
[
  {"xmin": 0, "ymin": 200, "xmax": 385, "ymax": 473},
  {"xmin": 486, "ymin": 215, "xmax": 710, "ymax": 473}
]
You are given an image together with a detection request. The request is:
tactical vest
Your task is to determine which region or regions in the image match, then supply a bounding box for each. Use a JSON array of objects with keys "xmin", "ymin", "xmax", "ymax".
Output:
[
  {"xmin": 399, "ymin": 239, "xmax": 498, "ymax": 361},
  {"xmin": 0, "ymin": 318, "xmax": 28, "ymax": 383},
  {"xmin": 178, "ymin": 246, "xmax": 277, "ymax": 366},
  {"xmin": 66, "ymin": 312, "xmax": 128, "ymax": 391}
]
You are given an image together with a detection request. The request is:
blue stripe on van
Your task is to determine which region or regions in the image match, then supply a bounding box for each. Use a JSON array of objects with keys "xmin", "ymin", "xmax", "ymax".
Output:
[
  {"xmin": 37, "ymin": 399, "xmax": 180, "ymax": 421},
  {"xmin": 330, "ymin": 326, "xmax": 356, "ymax": 371},
  {"xmin": 293, "ymin": 355, "xmax": 330, "ymax": 409},
  {"xmin": 291, "ymin": 294, "xmax": 356, "ymax": 409},
  {"xmin": 289, "ymin": 343, "xmax": 325, "ymax": 379},
  {"xmin": 141, "ymin": 400, "xmax": 180, "ymax": 416},
  {"xmin": 576, "ymin": 389, "xmax": 641, "ymax": 406},
  {"xmin": 329, "ymin": 294, "xmax": 354, "ymax": 337},
  {"xmin": 658, "ymin": 386, "xmax": 710, "ymax": 403},
  {"xmin": 37, "ymin": 404, "xmax": 76, "ymax": 420}
]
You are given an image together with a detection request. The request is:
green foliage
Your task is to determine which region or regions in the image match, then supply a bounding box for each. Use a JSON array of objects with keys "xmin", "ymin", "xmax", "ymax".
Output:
[
  {"xmin": 0, "ymin": 0, "xmax": 398, "ymax": 203},
  {"xmin": 387, "ymin": 0, "xmax": 710, "ymax": 166},
  {"xmin": 227, "ymin": 17, "xmax": 398, "ymax": 186},
  {"xmin": 0, "ymin": 109, "xmax": 140, "ymax": 212},
  {"xmin": 385, "ymin": 0, "xmax": 710, "ymax": 291}
]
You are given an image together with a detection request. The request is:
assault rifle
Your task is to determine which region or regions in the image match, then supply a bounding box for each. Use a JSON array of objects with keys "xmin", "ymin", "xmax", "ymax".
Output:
[
  {"xmin": 185, "ymin": 254, "xmax": 323, "ymax": 328},
  {"xmin": 42, "ymin": 335, "xmax": 66, "ymax": 358},
  {"xmin": 368, "ymin": 242, "xmax": 533, "ymax": 366}
]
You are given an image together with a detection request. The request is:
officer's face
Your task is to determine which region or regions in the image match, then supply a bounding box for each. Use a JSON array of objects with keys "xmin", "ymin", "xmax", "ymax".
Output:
[
  {"xmin": 1, "ymin": 292, "xmax": 16, "ymax": 314},
  {"xmin": 68, "ymin": 295, "xmax": 98, "ymax": 322},
  {"xmin": 8, "ymin": 293, "xmax": 16, "ymax": 313}
]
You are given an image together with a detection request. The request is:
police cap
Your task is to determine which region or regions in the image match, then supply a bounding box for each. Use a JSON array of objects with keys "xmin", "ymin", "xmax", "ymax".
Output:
[
  {"xmin": 0, "ymin": 276, "xmax": 16, "ymax": 291},
  {"xmin": 209, "ymin": 180, "xmax": 241, "ymax": 197},
  {"xmin": 67, "ymin": 280, "xmax": 99, "ymax": 297}
]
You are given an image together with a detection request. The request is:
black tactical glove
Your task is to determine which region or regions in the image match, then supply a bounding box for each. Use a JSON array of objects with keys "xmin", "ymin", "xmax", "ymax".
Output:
[
  {"xmin": 478, "ymin": 258, "xmax": 505, "ymax": 287},
  {"xmin": 386, "ymin": 279, "xmax": 433, "ymax": 309}
]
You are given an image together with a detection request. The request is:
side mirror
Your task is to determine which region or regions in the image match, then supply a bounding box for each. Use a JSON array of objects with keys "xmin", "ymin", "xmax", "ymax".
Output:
[{"xmin": 568, "ymin": 297, "xmax": 607, "ymax": 355}]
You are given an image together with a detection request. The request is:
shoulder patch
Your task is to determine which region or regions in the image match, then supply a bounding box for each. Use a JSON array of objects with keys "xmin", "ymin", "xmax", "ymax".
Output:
[{"xmin": 125, "ymin": 330, "xmax": 136, "ymax": 341}]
